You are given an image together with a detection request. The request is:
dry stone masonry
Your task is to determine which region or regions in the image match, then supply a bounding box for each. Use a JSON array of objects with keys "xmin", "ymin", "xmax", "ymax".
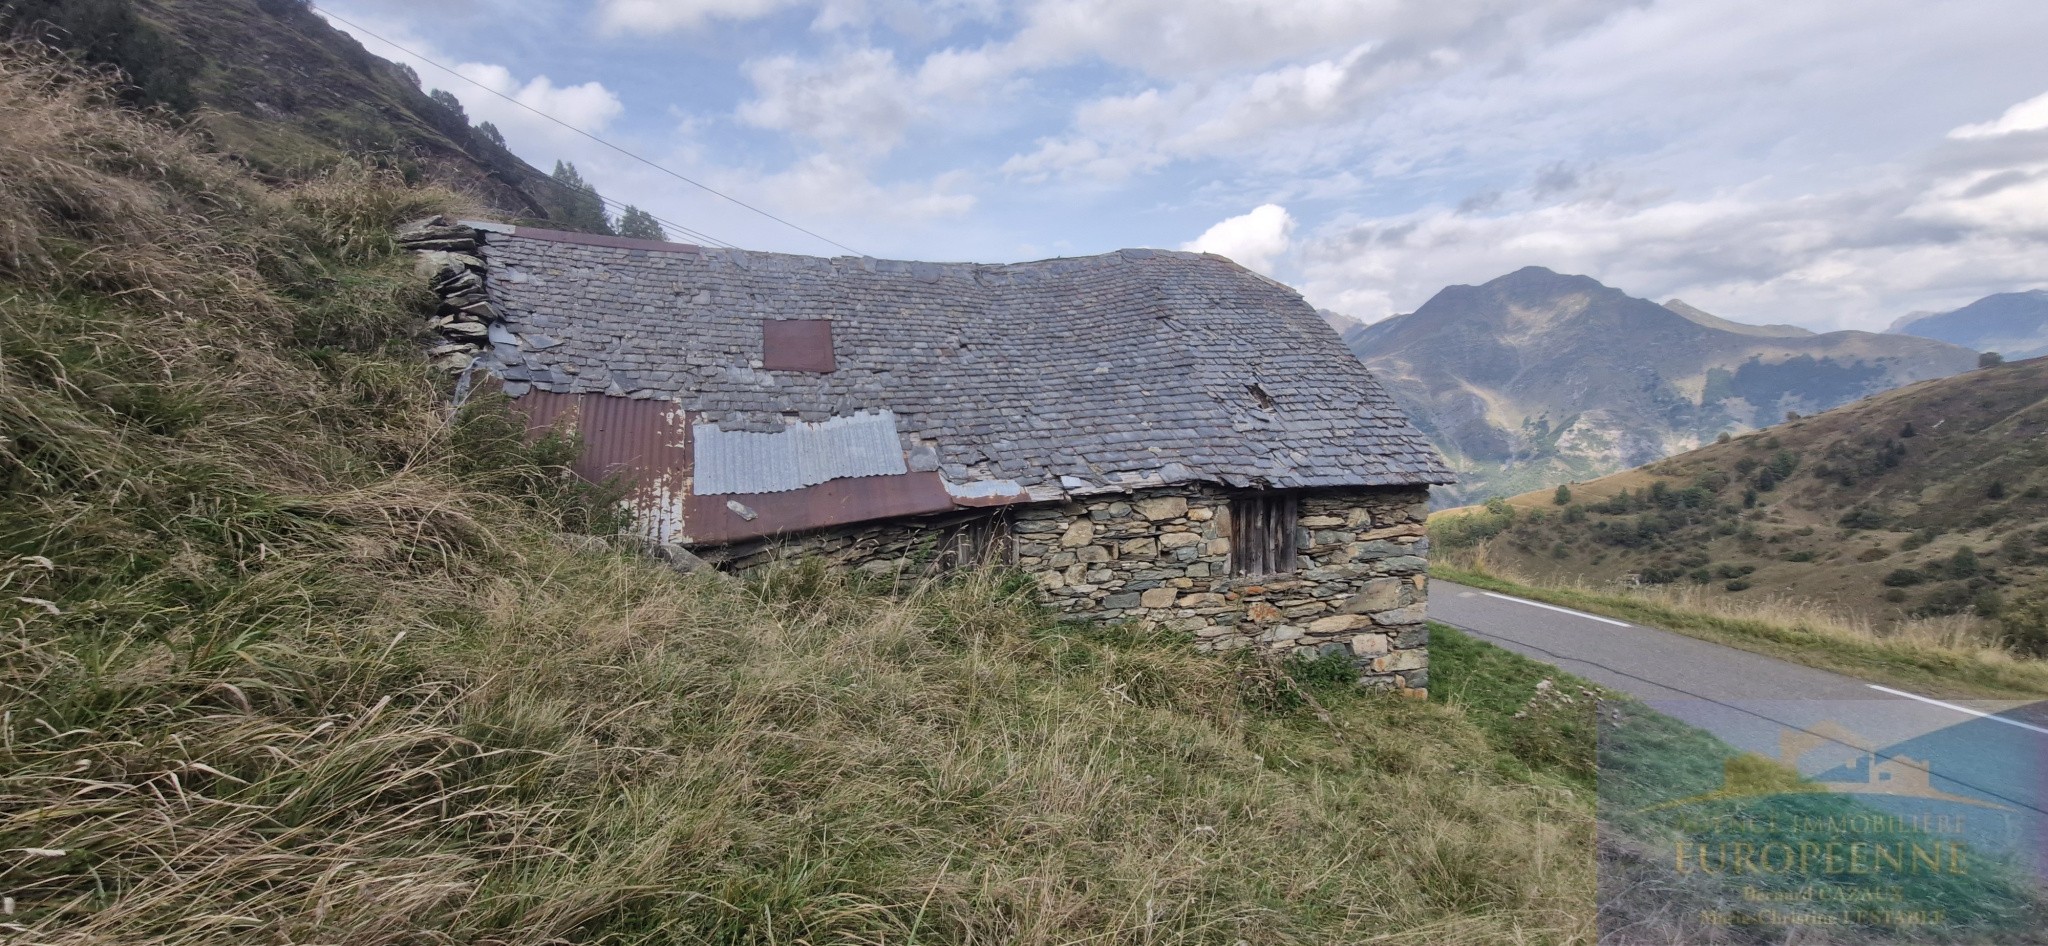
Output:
[
  {"xmin": 1017, "ymin": 485, "xmax": 1431, "ymax": 692},
  {"xmin": 703, "ymin": 484, "xmax": 1433, "ymax": 695},
  {"xmin": 397, "ymin": 217, "xmax": 498, "ymax": 374}
]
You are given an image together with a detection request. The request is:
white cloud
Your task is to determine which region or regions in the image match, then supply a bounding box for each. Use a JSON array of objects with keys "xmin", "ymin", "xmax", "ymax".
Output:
[
  {"xmin": 737, "ymin": 48, "xmax": 923, "ymax": 154},
  {"xmin": 1183, "ymin": 204, "xmax": 1295, "ymax": 274},
  {"xmin": 752, "ymin": 154, "xmax": 978, "ymax": 221},
  {"xmin": 595, "ymin": 0, "xmax": 803, "ymax": 33},
  {"xmin": 1949, "ymin": 90, "xmax": 2048, "ymax": 139},
  {"xmin": 453, "ymin": 63, "xmax": 624, "ymax": 137},
  {"xmin": 1293, "ymin": 149, "xmax": 2048, "ymax": 332}
]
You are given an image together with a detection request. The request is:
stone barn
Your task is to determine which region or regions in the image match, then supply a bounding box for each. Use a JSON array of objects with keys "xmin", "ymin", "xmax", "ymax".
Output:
[{"xmin": 401, "ymin": 219, "xmax": 1455, "ymax": 692}]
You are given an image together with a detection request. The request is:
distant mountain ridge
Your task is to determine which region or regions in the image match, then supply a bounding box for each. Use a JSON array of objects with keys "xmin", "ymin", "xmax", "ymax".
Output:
[
  {"xmin": 1888, "ymin": 290, "xmax": 2048, "ymax": 361},
  {"xmin": 1662, "ymin": 299, "xmax": 1813, "ymax": 338},
  {"xmin": 1343, "ymin": 267, "xmax": 1980, "ymax": 504}
]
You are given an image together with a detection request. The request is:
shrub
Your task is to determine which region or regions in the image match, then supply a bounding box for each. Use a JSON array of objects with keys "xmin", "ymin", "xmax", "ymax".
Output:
[
  {"xmin": 2001, "ymin": 594, "xmax": 2048, "ymax": 657},
  {"xmin": 1913, "ymin": 583, "xmax": 1976, "ymax": 618},
  {"xmin": 1553, "ymin": 483, "xmax": 1572, "ymax": 505},
  {"xmin": 1974, "ymin": 587, "xmax": 2004, "ymax": 619},
  {"xmin": 1725, "ymin": 579, "xmax": 1752, "ymax": 592},
  {"xmin": 1987, "ymin": 480, "xmax": 2007, "ymax": 500},
  {"xmin": 1882, "ymin": 568, "xmax": 1926, "ymax": 587},
  {"xmin": 1946, "ymin": 546, "xmax": 1980, "ymax": 579},
  {"xmin": 1838, "ymin": 506, "xmax": 1888, "ymax": 530}
]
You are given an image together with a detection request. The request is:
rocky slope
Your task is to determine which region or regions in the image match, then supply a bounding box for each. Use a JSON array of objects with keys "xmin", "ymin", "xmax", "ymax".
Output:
[
  {"xmin": 1446, "ymin": 357, "xmax": 2048, "ymax": 634},
  {"xmin": 1889, "ymin": 290, "xmax": 2048, "ymax": 361},
  {"xmin": 1343, "ymin": 267, "xmax": 1980, "ymax": 504},
  {"xmin": 7, "ymin": 0, "xmax": 581, "ymax": 223}
]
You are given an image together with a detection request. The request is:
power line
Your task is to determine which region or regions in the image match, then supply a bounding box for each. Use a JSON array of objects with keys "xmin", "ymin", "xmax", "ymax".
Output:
[
  {"xmin": 593, "ymin": 191, "xmax": 735, "ymax": 249},
  {"xmin": 309, "ymin": 3, "xmax": 867, "ymax": 257}
]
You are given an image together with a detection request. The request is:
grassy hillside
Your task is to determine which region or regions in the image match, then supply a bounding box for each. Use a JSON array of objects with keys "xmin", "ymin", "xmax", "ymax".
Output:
[
  {"xmin": 0, "ymin": 49, "xmax": 1606, "ymax": 944},
  {"xmin": 3, "ymin": 0, "xmax": 586, "ymax": 224},
  {"xmin": 1432, "ymin": 358, "xmax": 2048, "ymax": 683}
]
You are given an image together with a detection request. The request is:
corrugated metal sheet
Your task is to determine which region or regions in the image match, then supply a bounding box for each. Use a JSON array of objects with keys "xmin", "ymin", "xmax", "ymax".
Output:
[
  {"xmin": 683, "ymin": 471, "xmax": 960, "ymax": 545},
  {"xmin": 511, "ymin": 394, "xmax": 1030, "ymax": 546},
  {"xmin": 513, "ymin": 391, "xmax": 691, "ymax": 543},
  {"xmin": 693, "ymin": 411, "xmax": 908, "ymax": 495}
]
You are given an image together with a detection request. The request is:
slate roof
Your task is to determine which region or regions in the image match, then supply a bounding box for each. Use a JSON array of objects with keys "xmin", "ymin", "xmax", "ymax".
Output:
[{"xmin": 474, "ymin": 227, "xmax": 1454, "ymax": 494}]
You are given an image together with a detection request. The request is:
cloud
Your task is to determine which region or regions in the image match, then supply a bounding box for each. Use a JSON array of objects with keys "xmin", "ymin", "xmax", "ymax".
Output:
[
  {"xmin": 751, "ymin": 155, "xmax": 978, "ymax": 221},
  {"xmin": 1949, "ymin": 89, "xmax": 2048, "ymax": 139},
  {"xmin": 1293, "ymin": 144, "xmax": 2048, "ymax": 332},
  {"xmin": 1183, "ymin": 204, "xmax": 1295, "ymax": 274},
  {"xmin": 737, "ymin": 48, "xmax": 923, "ymax": 154},
  {"xmin": 595, "ymin": 0, "xmax": 804, "ymax": 33},
  {"xmin": 453, "ymin": 63, "xmax": 625, "ymax": 137}
]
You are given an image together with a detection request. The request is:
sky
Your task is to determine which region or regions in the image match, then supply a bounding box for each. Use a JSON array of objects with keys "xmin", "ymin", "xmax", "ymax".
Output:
[{"xmin": 318, "ymin": 0, "xmax": 2048, "ymax": 331}]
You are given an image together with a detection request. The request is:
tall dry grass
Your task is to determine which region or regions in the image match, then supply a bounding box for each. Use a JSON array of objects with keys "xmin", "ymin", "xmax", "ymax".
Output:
[{"xmin": 0, "ymin": 45, "xmax": 1596, "ymax": 944}]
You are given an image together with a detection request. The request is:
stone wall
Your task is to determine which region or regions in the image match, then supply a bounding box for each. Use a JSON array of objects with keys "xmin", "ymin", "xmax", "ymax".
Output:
[
  {"xmin": 1013, "ymin": 484, "xmax": 1431, "ymax": 693},
  {"xmin": 711, "ymin": 484, "xmax": 1433, "ymax": 694}
]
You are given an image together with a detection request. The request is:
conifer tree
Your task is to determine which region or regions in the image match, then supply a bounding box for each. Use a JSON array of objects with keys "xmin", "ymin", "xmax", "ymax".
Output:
[
  {"xmin": 616, "ymin": 205, "xmax": 667, "ymax": 241},
  {"xmin": 549, "ymin": 160, "xmax": 615, "ymax": 235}
]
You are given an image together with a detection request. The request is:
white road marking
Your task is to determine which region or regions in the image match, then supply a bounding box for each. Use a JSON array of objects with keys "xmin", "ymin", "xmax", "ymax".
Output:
[
  {"xmin": 1867, "ymin": 684, "xmax": 2048, "ymax": 737},
  {"xmin": 1480, "ymin": 591, "xmax": 1632, "ymax": 627}
]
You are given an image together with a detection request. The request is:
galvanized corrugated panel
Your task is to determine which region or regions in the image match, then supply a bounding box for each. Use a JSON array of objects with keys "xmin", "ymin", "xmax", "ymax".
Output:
[{"xmin": 693, "ymin": 411, "xmax": 908, "ymax": 495}]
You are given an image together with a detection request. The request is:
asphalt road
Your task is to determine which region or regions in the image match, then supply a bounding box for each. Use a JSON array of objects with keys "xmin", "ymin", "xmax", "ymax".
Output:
[{"xmin": 1429, "ymin": 578, "xmax": 2048, "ymax": 877}]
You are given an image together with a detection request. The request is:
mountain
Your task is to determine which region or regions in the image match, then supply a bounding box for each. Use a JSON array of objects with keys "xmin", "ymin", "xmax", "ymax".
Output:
[
  {"xmin": 1889, "ymin": 290, "xmax": 2048, "ymax": 361},
  {"xmin": 1445, "ymin": 357, "xmax": 2048, "ymax": 632},
  {"xmin": 1662, "ymin": 298, "xmax": 1812, "ymax": 338},
  {"xmin": 4, "ymin": 0, "xmax": 582, "ymax": 223},
  {"xmin": 1342, "ymin": 267, "xmax": 1980, "ymax": 504}
]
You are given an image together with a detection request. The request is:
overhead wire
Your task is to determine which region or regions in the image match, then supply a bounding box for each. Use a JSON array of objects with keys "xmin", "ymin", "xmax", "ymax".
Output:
[
  {"xmin": 308, "ymin": 3, "xmax": 867, "ymax": 257},
  {"xmin": 590, "ymin": 192, "xmax": 735, "ymax": 249}
]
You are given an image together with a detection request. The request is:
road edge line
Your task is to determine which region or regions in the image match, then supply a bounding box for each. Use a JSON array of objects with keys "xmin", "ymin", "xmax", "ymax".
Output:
[
  {"xmin": 1867, "ymin": 684, "xmax": 2048, "ymax": 737},
  {"xmin": 1479, "ymin": 591, "xmax": 1633, "ymax": 628}
]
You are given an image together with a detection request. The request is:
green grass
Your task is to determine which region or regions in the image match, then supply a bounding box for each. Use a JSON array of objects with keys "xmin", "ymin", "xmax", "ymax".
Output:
[{"xmin": 1432, "ymin": 562, "xmax": 2048, "ymax": 700}]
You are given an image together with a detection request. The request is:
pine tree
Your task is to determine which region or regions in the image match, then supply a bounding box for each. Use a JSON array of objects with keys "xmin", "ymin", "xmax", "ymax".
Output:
[
  {"xmin": 427, "ymin": 88, "xmax": 467, "ymax": 123},
  {"xmin": 1552, "ymin": 484, "xmax": 1572, "ymax": 506},
  {"xmin": 616, "ymin": 205, "xmax": 667, "ymax": 241},
  {"xmin": 549, "ymin": 161, "xmax": 615, "ymax": 236}
]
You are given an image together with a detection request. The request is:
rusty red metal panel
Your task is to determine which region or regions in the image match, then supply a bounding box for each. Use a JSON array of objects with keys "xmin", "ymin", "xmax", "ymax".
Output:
[
  {"xmin": 513, "ymin": 391, "xmax": 691, "ymax": 542},
  {"xmin": 761, "ymin": 319, "xmax": 836, "ymax": 373},
  {"xmin": 685, "ymin": 471, "xmax": 959, "ymax": 545},
  {"xmin": 506, "ymin": 225, "xmax": 702, "ymax": 256}
]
